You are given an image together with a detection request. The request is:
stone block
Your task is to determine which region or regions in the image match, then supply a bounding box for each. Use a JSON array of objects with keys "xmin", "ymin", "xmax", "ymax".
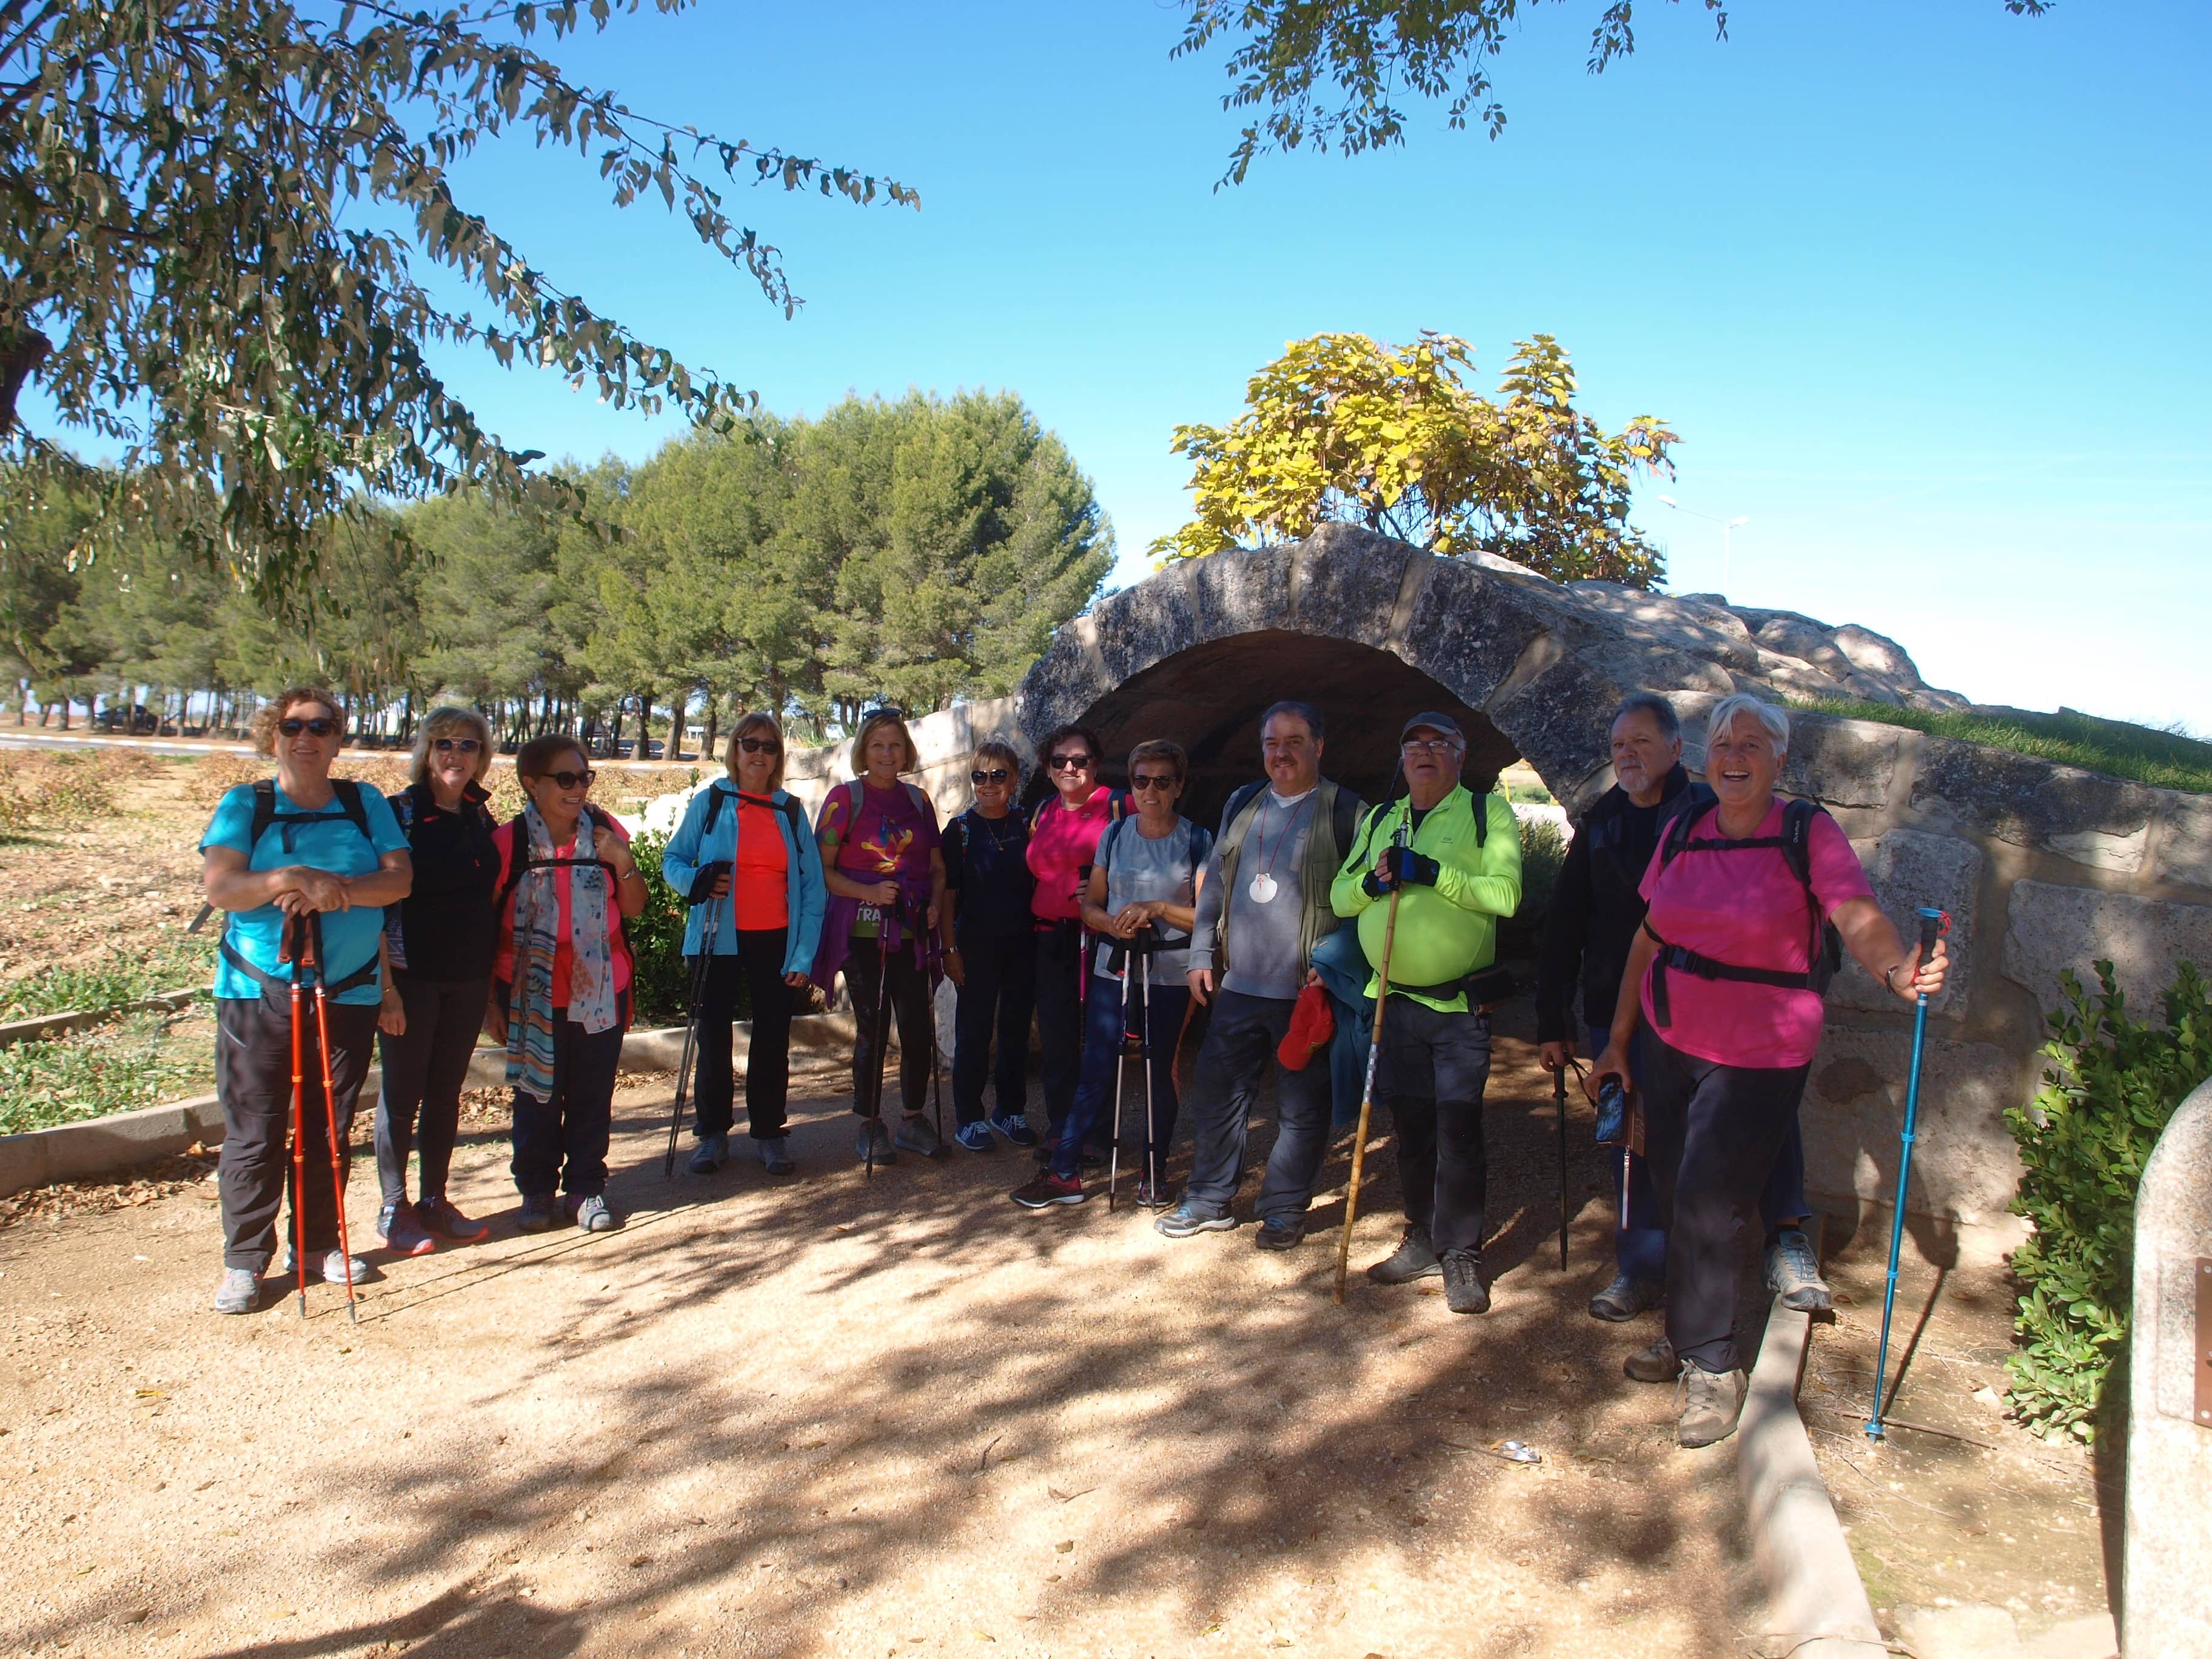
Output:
[
  {"xmin": 1912, "ymin": 740, "xmax": 2159, "ymax": 872},
  {"xmin": 2000, "ymin": 880, "xmax": 2212, "ymax": 1018},
  {"xmin": 1396, "ymin": 557, "xmax": 1559, "ymax": 709},
  {"xmin": 1285, "ymin": 523, "xmax": 1421, "ymax": 645},
  {"xmin": 1892, "ymin": 1604, "xmax": 2019, "ymax": 1659},
  {"xmin": 2150, "ymin": 791, "xmax": 2212, "ymax": 894},
  {"xmin": 2122, "ymin": 1078, "xmax": 2212, "ymax": 1659},
  {"xmin": 1834, "ymin": 829, "xmax": 1983, "ymax": 1017},
  {"xmin": 1801, "ymin": 1025, "xmax": 2023, "ymax": 1224}
]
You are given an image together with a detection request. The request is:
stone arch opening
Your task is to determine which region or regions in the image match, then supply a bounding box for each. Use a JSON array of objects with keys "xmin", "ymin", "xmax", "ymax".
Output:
[{"xmin": 1055, "ymin": 630, "xmax": 1522, "ymax": 826}]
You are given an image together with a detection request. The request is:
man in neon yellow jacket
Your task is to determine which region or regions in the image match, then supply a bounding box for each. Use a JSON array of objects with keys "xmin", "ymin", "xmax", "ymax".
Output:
[{"xmin": 1330, "ymin": 712, "xmax": 1522, "ymax": 1314}]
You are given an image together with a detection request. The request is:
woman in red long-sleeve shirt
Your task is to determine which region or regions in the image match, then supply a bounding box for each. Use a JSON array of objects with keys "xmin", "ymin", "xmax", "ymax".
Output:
[{"xmin": 1025, "ymin": 723, "xmax": 1120, "ymax": 1161}]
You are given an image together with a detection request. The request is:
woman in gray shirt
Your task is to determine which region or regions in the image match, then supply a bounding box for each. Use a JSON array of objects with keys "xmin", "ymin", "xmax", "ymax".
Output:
[{"xmin": 1012, "ymin": 740, "xmax": 1210, "ymax": 1209}]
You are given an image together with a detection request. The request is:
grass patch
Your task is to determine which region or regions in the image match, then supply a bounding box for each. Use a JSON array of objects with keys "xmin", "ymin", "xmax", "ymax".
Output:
[
  {"xmin": 0, "ymin": 935, "xmax": 217, "ymax": 1021},
  {"xmin": 0, "ymin": 1008, "xmax": 215, "ymax": 1134},
  {"xmin": 1789, "ymin": 700, "xmax": 2212, "ymax": 795}
]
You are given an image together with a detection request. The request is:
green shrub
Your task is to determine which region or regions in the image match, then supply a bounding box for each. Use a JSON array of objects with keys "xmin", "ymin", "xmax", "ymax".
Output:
[
  {"xmin": 2004, "ymin": 960, "xmax": 2212, "ymax": 1440},
  {"xmin": 625, "ymin": 832, "xmax": 691, "ymax": 1026},
  {"xmin": 1498, "ymin": 813, "xmax": 1566, "ymax": 956}
]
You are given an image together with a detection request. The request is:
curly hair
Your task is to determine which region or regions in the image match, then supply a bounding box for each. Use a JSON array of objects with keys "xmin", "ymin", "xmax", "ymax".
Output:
[
  {"xmin": 249, "ymin": 687, "xmax": 342, "ymax": 757},
  {"xmin": 407, "ymin": 706, "xmax": 494, "ymax": 786}
]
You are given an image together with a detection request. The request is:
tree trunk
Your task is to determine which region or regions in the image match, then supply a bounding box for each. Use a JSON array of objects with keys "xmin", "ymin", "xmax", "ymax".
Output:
[
  {"xmin": 702, "ymin": 697, "xmax": 720, "ymax": 766},
  {"xmin": 667, "ymin": 688, "xmax": 688, "ymax": 762}
]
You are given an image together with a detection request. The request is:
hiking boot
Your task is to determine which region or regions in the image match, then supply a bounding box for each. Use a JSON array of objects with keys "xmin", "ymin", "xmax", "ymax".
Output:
[
  {"xmin": 1675, "ymin": 1362, "xmax": 1748, "ymax": 1448},
  {"xmin": 1155, "ymin": 1200, "xmax": 1235, "ymax": 1239},
  {"xmin": 989, "ymin": 1110, "xmax": 1037, "ymax": 1148},
  {"xmin": 895, "ymin": 1114, "xmax": 943, "ymax": 1159},
  {"xmin": 282, "ymin": 1245, "xmax": 369, "ymax": 1285},
  {"xmin": 688, "ymin": 1133, "xmax": 728, "ymax": 1175},
  {"xmin": 1625, "ymin": 1337, "xmax": 1677, "ymax": 1384},
  {"xmin": 378, "ymin": 1201, "xmax": 435, "ymax": 1258},
  {"xmin": 1441, "ymin": 1250, "xmax": 1490, "ymax": 1315},
  {"xmin": 1133, "ymin": 1178, "xmax": 1172, "ymax": 1210},
  {"xmin": 855, "ymin": 1118, "xmax": 896, "ymax": 1165},
  {"xmin": 1589, "ymin": 1272, "xmax": 1663, "ymax": 1322},
  {"xmin": 1254, "ymin": 1215, "xmax": 1305, "ymax": 1251},
  {"xmin": 573, "ymin": 1194, "xmax": 618, "ymax": 1233},
  {"xmin": 213, "ymin": 1267, "xmax": 258, "ymax": 1315},
  {"xmin": 954, "ymin": 1122, "xmax": 995, "ymax": 1154},
  {"xmin": 1011, "ymin": 1171, "xmax": 1087, "ymax": 1208},
  {"xmin": 417, "ymin": 1196, "xmax": 489, "ymax": 1242},
  {"xmin": 754, "ymin": 1136, "xmax": 795, "ymax": 1176},
  {"xmin": 518, "ymin": 1193, "xmax": 560, "ymax": 1233},
  {"xmin": 1366, "ymin": 1226, "xmax": 1442, "ymax": 1285},
  {"xmin": 1764, "ymin": 1228, "xmax": 1833, "ymax": 1314},
  {"xmin": 1034, "ymin": 1133, "xmax": 1105, "ymax": 1170}
]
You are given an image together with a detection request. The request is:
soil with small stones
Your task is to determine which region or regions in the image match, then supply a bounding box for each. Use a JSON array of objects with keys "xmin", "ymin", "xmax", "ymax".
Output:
[{"xmin": 0, "ymin": 1033, "xmax": 1785, "ymax": 1659}]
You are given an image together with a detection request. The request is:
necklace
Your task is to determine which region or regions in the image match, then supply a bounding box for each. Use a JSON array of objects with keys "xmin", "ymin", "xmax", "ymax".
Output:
[{"xmin": 1246, "ymin": 794, "xmax": 1313, "ymax": 904}]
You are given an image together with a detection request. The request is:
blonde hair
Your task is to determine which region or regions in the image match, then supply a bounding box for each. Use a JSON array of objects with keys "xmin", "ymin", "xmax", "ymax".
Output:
[
  {"xmin": 249, "ymin": 687, "xmax": 341, "ymax": 757},
  {"xmin": 407, "ymin": 706, "xmax": 494, "ymax": 787},
  {"xmin": 725, "ymin": 711, "xmax": 787, "ymax": 793},
  {"xmin": 850, "ymin": 709, "xmax": 919, "ymax": 776}
]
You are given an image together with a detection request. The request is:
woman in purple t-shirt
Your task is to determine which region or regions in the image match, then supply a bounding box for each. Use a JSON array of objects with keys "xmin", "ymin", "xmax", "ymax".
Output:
[
  {"xmin": 813, "ymin": 709, "xmax": 948, "ymax": 1166},
  {"xmin": 1591, "ymin": 694, "xmax": 1948, "ymax": 1450}
]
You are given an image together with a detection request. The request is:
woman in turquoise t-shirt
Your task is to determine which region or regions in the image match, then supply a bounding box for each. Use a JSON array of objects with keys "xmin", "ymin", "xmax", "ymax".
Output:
[{"xmin": 199, "ymin": 687, "xmax": 411, "ymax": 1316}]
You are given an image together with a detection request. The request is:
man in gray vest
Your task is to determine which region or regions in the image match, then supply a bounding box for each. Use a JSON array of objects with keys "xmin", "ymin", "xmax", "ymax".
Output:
[{"xmin": 1158, "ymin": 701, "xmax": 1364, "ymax": 1248}]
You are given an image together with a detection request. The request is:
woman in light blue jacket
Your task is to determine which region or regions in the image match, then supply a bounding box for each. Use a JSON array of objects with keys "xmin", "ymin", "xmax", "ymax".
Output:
[{"xmin": 661, "ymin": 711, "xmax": 827, "ymax": 1176}]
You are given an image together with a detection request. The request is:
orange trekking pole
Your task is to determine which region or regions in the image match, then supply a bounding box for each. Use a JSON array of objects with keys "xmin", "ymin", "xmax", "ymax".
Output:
[
  {"xmin": 307, "ymin": 914, "xmax": 360, "ymax": 1324},
  {"xmin": 288, "ymin": 918, "xmax": 310, "ymax": 1319}
]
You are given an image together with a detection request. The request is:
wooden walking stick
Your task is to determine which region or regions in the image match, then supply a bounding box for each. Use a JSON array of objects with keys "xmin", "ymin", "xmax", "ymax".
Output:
[{"xmin": 1333, "ymin": 825, "xmax": 1408, "ymax": 1305}]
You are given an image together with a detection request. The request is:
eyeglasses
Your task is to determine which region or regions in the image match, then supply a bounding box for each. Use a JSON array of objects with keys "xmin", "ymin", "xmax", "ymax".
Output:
[
  {"xmin": 971, "ymin": 768, "xmax": 1011, "ymax": 785},
  {"xmin": 1048, "ymin": 752, "xmax": 1094, "ymax": 771},
  {"xmin": 538, "ymin": 768, "xmax": 595, "ymax": 791},
  {"xmin": 1402, "ymin": 738, "xmax": 1463, "ymax": 756},
  {"xmin": 737, "ymin": 736, "xmax": 780, "ymax": 754},
  {"xmin": 278, "ymin": 717, "xmax": 338, "ymax": 737},
  {"xmin": 432, "ymin": 737, "xmax": 481, "ymax": 753},
  {"xmin": 1131, "ymin": 772, "xmax": 1179, "ymax": 791}
]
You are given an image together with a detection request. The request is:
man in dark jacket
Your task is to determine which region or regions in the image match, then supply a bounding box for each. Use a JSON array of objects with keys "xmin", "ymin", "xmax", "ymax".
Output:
[{"xmin": 1535, "ymin": 693, "xmax": 1831, "ymax": 1323}]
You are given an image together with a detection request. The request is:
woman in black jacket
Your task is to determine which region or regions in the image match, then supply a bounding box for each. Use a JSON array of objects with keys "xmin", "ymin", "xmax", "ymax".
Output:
[{"xmin": 374, "ymin": 706, "xmax": 502, "ymax": 1255}]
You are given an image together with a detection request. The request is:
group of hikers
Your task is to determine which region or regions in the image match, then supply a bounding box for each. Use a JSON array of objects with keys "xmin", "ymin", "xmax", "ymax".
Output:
[{"xmin": 198, "ymin": 683, "xmax": 1946, "ymax": 1450}]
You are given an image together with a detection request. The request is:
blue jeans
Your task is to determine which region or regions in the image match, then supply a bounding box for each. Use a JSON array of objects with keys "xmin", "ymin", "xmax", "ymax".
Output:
[
  {"xmin": 1590, "ymin": 1022, "xmax": 1809, "ymax": 1281},
  {"xmin": 1182, "ymin": 990, "xmax": 1335, "ymax": 1221},
  {"xmin": 1054, "ymin": 970, "xmax": 1191, "ymax": 1185}
]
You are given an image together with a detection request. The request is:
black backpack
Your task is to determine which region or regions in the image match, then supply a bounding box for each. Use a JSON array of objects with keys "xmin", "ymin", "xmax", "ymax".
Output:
[
  {"xmin": 1643, "ymin": 797, "xmax": 1845, "ymax": 1028},
  {"xmin": 496, "ymin": 802, "xmax": 622, "ymax": 914},
  {"xmin": 191, "ymin": 778, "xmax": 382, "ymax": 996}
]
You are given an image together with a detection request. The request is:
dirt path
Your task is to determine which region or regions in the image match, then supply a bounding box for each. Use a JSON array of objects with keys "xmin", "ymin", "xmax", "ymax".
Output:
[{"xmin": 0, "ymin": 1041, "xmax": 1768, "ymax": 1659}]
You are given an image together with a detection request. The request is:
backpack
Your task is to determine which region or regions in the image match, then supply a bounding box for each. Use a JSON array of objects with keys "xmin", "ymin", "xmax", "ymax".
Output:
[
  {"xmin": 1643, "ymin": 797, "xmax": 1845, "ymax": 1028},
  {"xmin": 700, "ymin": 780, "xmax": 808, "ymax": 845},
  {"xmin": 190, "ymin": 779, "xmax": 384, "ymax": 995},
  {"xmin": 1095, "ymin": 815, "xmax": 1210, "ymax": 954},
  {"xmin": 1344, "ymin": 789, "xmax": 1490, "ymax": 869},
  {"xmin": 1342, "ymin": 791, "xmax": 1504, "ymax": 1008},
  {"xmin": 495, "ymin": 802, "xmax": 621, "ymax": 915}
]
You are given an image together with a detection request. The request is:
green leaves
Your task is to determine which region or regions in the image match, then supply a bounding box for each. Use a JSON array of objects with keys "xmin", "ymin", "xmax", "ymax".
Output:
[
  {"xmin": 1151, "ymin": 329, "xmax": 1675, "ymax": 586},
  {"xmin": 0, "ymin": 0, "xmax": 917, "ymax": 603},
  {"xmin": 2003, "ymin": 960, "xmax": 2212, "ymax": 1441}
]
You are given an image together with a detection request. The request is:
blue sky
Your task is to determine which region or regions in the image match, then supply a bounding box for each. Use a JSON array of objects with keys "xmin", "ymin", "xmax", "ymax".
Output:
[{"xmin": 78, "ymin": 1, "xmax": 2212, "ymax": 725}]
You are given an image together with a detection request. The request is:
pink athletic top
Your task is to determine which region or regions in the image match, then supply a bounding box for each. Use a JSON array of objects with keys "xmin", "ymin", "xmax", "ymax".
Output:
[
  {"xmin": 1025, "ymin": 787, "xmax": 1115, "ymax": 923},
  {"xmin": 1637, "ymin": 800, "xmax": 1872, "ymax": 1069}
]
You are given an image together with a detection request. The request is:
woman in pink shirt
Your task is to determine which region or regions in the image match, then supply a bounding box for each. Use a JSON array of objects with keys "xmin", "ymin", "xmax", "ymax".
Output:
[
  {"xmin": 1592, "ymin": 694, "xmax": 1948, "ymax": 1450},
  {"xmin": 1025, "ymin": 723, "xmax": 1121, "ymax": 1159}
]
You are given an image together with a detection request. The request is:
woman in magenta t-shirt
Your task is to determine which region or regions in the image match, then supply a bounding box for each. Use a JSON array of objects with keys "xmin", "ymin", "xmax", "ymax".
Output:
[
  {"xmin": 1025, "ymin": 723, "xmax": 1119, "ymax": 1156},
  {"xmin": 1591, "ymin": 694, "xmax": 1948, "ymax": 1450}
]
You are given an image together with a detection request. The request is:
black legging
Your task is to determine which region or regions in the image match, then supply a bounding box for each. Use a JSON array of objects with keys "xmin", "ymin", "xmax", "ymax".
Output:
[
  {"xmin": 843, "ymin": 934, "xmax": 933, "ymax": 1118},
  {"xmin": 374, "ymin": 971, "xmax": 491, "ymax": 1207},
  {"xmin": 689, "ymin": 928, "xmax": 794, "ymax": 1141}
]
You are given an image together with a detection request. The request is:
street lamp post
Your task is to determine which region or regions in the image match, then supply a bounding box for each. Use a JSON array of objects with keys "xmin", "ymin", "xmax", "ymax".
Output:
[{"xmin": 1657, "ymin": 495, "xmax": 1750, "ymax": 591}]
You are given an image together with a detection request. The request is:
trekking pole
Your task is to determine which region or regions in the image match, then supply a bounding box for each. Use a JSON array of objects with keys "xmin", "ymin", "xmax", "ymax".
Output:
[
  {"xmin": 1105, "ymin": 959, "xmax": 1127, "ymax": 1214},
  {"xmin": 1866, "ymin": 907, "xmax": 1949, "ymax": 1442},
  {"xmin": 1334, "ymin": 822, "xmax": 1409, "ymax": 1305},
  {"xmin": 288, "ymin": 919, "xmax": 309, "ymax": 1319},
  {"xmin": 307, "ymin": 914, "xmax": 358, "ymax": 1326},
  {"xmin": 863, "ymin": 900, "xmax": 897, "ymax": 1179},
  {"xmin": 661, "ymin": 894, "xmax": 722, "ymax": 1178},
  {"xmin": 925, "ymin": 914, "xmax": 948, "ymax": 1155},
  {"xmin": 1554, "ymin": 1061, "xmax": 1570, "ymax": 1273},
  {"xmin": 1138, "ymin": 947, "xmax": 1157, "ymax": 1204}
]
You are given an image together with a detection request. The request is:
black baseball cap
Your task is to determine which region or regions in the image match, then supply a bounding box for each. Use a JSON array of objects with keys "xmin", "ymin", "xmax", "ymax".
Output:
[{"xmin": 1401, "ymin": 711, "xmax": 1465, "ymax": 744}]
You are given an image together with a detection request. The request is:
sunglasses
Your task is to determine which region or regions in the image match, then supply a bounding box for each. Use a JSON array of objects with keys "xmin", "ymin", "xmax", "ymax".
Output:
[
  {"xmin": 1048, "ymin": 752, "xmax": 1095, "ymax": 771},
  {"xmin": 278, "ymin": 717, "xmax": 338, "ymax": 737},
  {"xmin": 432, "ymin": 737, "xmax": 481, "ymax": 753},
  {"xmin": 737, "ymin": 736, "xmax": 781, "ymax": 754},
  {"xmin": 1131, "ymin": 772, "xmax": 1179, "ymax": 791},
  {"xmin": 537, "ymin": 768, "xmax": 595, "ymax": 791},
  {"xmin": 971, "ymin": 768, "xmax": 1011, "ymax": 785},
  {"xmin": 1402, "ymin": 738, "xmax": 1461, "ymax": 756},
  {"xmin": 861, "ymin": 706, "xmax": 903, "ymax": 722}
]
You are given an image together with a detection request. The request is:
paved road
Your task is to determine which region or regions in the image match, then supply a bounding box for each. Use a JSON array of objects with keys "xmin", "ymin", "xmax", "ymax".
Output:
[{"xmin": 0, "ymin": 729, "xmax": 702, "ymax": 769}]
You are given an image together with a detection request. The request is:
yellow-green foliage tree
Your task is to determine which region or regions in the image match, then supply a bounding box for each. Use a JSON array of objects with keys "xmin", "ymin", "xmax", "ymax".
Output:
[{"xmin": 1151, "ymin": 331, "xmax": 1677, "ymax": 587}]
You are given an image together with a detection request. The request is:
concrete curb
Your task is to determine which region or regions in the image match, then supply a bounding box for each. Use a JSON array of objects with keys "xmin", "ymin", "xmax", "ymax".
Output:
[
  {"xmin": 0, "ymin": 1010, "xmax": 872, "ymax": 1198},
  {"xmin": 0, "ymin": 989, "xmax": 205, "ymax": 1049},
  {"xmin": 1738, "ymin": 1290, "xmax": 1888, "ymax": 1658}
]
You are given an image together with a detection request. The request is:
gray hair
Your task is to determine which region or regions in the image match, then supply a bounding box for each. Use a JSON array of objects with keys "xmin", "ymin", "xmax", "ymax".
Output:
[
  {"xmin": 1610, "ymin": 692, "xmax": 1681, "ymax": 742},
  {"xmin": 407, "ymin": 705, "xmax": 495, "ymax": 786},
  {"xmin": 1705, "ymin": 693, "xmax": 1790, "ymax": 757}
]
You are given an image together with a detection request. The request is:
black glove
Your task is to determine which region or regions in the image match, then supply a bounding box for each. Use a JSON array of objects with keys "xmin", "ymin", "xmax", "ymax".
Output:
[
  {"xmin": 1390, "ymin": 847, "xmax": 1440, "ymax": 887},
  {"xmin": 687, "ymin": 861, "xmax": 732, "ymax": 905},
  {"xmin": 1361, "ymin": 867, "xmax": 1393, "ymax": 899}
]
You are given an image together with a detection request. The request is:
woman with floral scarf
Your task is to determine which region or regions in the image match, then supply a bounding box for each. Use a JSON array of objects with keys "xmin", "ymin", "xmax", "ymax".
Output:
[{"xmin": 486, "ymin": 736, "xmax": 648, "ymax": 1233}]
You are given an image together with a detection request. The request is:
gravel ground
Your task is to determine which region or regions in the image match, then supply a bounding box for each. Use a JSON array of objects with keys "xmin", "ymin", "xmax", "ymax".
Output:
[{"xmin": 0, "ymin": 1039, "xmax": 1772, "ymax": 1659}]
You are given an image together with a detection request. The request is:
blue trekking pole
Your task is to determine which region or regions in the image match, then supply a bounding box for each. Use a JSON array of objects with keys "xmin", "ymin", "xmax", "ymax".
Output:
[{"xmin": 1865, "ymin": 907, "xmax": 1948, "ymax": 1442}]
